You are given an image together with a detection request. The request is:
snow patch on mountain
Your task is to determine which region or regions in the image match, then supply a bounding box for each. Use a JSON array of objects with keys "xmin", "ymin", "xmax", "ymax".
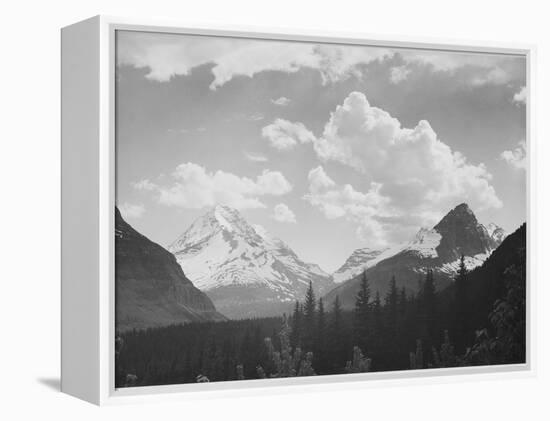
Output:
[
  {"xmin": 486, "ymin": 222, "xmax": 507, "ymax": 244},
  {"xmin": 332, "ymin": 247, "xmax": 389, "ymax": 284},
  {"xmin": 440, "ymin": 252, "xmax": 491, "ymax": 275},
  {"xmin": 168, "ymin": 205, "xmax": 333, "ymax": 298},
  {"xmin": 403, "ymin": 228, "xmax": 442, "ymax": 258},
  {"xmin": 332, "ymin": 228, "xmax": 442, "ymax": 284}
]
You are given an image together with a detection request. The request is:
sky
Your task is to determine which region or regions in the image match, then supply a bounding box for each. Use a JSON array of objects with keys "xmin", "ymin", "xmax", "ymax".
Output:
[{"xmin": 115, "ymin": 30, "xmax": 527, "ymax": 273}]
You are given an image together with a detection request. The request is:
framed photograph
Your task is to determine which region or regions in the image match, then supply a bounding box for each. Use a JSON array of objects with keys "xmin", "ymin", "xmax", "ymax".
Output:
[{"xmin": 61, "ymin": 16, "xmax": 533, "ymax": 405}]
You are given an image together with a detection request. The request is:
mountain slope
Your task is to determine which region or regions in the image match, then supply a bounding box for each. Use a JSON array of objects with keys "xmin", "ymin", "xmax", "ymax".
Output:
[
  {"xmin": 436, "ymin": 223, "xmax": 526, "ymax": 355},
  {"xmin": 332, "ymin": 247, "xmax": 388, "ymax": 284},
  {"xmin": 115, "ymin": 207, "xmax": 225, "ymax": 332},
  {"xmin": 169, "ymin": 205, "xmax": 334, "ymax": 319},
  {"xmin": 324, "ymin": 203, "xmax": 506, "ymax": 310}
]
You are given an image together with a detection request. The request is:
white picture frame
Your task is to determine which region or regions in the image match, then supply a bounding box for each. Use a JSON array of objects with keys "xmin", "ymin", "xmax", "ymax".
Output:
[{"xmin": 61, "ymin": 15, "xmax": 536, "ymax": 406}]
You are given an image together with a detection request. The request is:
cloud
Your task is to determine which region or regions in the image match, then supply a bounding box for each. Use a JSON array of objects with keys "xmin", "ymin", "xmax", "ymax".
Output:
[
  {"xmin": 513, "ymin": 86, "xmax": 527, "ymax": 104},
  {"xmin": 312, "ymin": 44, "xmax": 393, "ymax": 84},
  {"xmin": 132, "ymin": 179, "xmax": 156, "ymax": 191},
  {"xmin": 262, "ymin": 118, "xmax": 316, "ymax": 151},
  {"xmin": 272, "ymin": 203, "xmax": 297, "ymax": 223},
  {"xmin": 245, "ymin": 112, "xmax": 265, "ymax": 121},
  {"xmin": 224, "ymin": 112, "xmax": 265, "ymax": 123},
  {"xmin": 119, "ymin": 202, "xmax": 145, "ymax": 219},
  {"xmin": 134, "ymin": 162, "xmax": 292, "ymax": 210},
  {"xmin": 471, "ymin": 67, "xmax": 509, "ymax": 86},
  {"xmin": 118, "ymin": 32, "xmax": 523, "ymax": 91},
  {"xmin": 117, "ymin": 31, "xmax": 393, "ymax": 88},
  {"xmin": 300, "ymin": 92, "xmax": 502, "ymax": 245},
  {"xmin": 307, "ymin": 165, "xmax": 336, "ymax": 193},
  {"xmin": 501, "ymin": 141, "xmax": 526, "ymax": 170},
  {"xmin": 399, "ymin": 50, "xmax": 523, "ymax": 86},
  {"xmin": 255, "ymin": 170, "xmax": 293, "ymax": 195},
  {"xmin": 244, "ymin": 152, "xmax": 268, "ymax": 162},
  {"xmin": 304, "ymin": 167, "xmax": 390, "ymax": 244},
  {"xmin": 400, "ymin": 50, "xmax": 501, "ymax": 72},
  {"xmin": 271, "ymin": 97, "xmax": 291, "ymax": 106},
  {"xmin": 389, "ymin": 65, "xmax": 411, "ymax": 83}
]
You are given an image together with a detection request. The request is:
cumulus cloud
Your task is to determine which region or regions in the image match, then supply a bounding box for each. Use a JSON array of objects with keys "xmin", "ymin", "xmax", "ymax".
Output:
[
  {"xmin": 307, "ymin": 166, "xmax": 336, "ymax": 193},
  {"xmin": 299, "ymin": 92, "xmax": 502, "ymax": 244},
  {"xmin": 501, "ymin": 141, "xmax": 526, "ymax": 170},
  {"xmin": 134, "ymin": 162, "xmax": 292, "ymax": 210},
  {"xmin": 244, "ymin": 151, "xmax": 268, "ymax": 162},
  {"xmin": 513, "ymin": 86, "xmax": 527, "ymax": 104},
  {"xmin": 271, "ymin": 97, "xmax": 291, "ymax": 106},
  {"xmin": 389, "ymin": 65, "xmax": 411, "ymax": 83},
  {"xmin": 117, "ymin": 31, "xmax": 393, "ymax": 88},
  {"xmin": 262, "ymin": 118, "xmax": 316, "ymax": 151},
  {"xmin": 304, "ymin": 167, "xmax": 391, "ymax": 245},
  {"xmin": 272, "ymin": 203, "xmax": 297, "ymax": 223},
  {"xmin": 119, "ymin": 202, "xmax": 145, "ymax": 219}
]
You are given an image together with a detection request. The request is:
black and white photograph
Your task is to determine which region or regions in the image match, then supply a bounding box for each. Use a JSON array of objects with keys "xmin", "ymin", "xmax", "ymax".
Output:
[
  {"xmin": 4, "ymin": 0, "xmax": 550, "ymax": 416},
  {"xmin": 113, "ymin": 30, "xmax": 527, "ymax": 388}
]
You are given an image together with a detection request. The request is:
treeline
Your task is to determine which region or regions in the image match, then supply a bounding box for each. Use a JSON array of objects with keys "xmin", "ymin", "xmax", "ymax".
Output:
[
  {"xmin": 115, "ymin": 317, "xmax": 282, "ymax": 387},
  {"xmin": 116, "ymin": 224, "xmax": 526, "ymax": 387}
]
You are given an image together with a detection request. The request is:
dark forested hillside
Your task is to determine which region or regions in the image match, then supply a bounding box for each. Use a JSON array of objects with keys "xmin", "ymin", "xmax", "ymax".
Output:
[
  {"xmin": 439, "ymin": 223, "xmax": 526, "ymax": 358},
  {"xmin": 115, "ymin": 207, "xmax": 225, "ymax": 332},
  {"xmin": 116, "ymin": 223, "xmax": 526, "ymax": 388}
]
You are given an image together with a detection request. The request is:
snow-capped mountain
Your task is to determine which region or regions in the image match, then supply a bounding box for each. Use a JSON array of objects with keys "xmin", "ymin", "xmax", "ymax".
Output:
[
  {"xmin": 486, "ymin": 222, "xmax": 507, "ymax": 244},
  {"xmin": 168, "ymin": 205, "xmax": 334, "ymax": 319},
  {"xmin": 332, "ymin": 247, "xmax": 389, "ymax": 284},
  {"xmin": 325, "ymin": 203, "xmax": 507, "ymax": 309}
]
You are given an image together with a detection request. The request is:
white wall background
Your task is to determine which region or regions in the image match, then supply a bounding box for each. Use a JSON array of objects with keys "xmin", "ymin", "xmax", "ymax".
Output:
[{"xmin": 1, "ymin": 0, "xmax": 548, "ymax": 419}]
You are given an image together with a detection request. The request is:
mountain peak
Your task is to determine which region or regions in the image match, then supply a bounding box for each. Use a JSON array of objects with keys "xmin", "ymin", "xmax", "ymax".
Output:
[
  {"xmin": 210, "ymin": 204, "xmax": 242, "ymax": 231},
  {"xmin": 432, "ymin": 203, "xmax": 496, "ymax": 261},
  {"xmin": 448, "ymin": 202, "xmax": 475, "ymax": 218},
  {"xmin": 212, "ymin": 203, "xmax": 236, "ymax": 214},
  {"xmin": 434, "ymin": 203, "xmax": 478, "ymax": 232},
  {"xmin": 168, "ymin": 206, "xmax": 333, "ymax": 318},
  {"xmin": 454, "ymin": 202, "xmax": 473, "ymax": 213},
  {"xmin": 486, "ymin": 222, "xmax": 507, "ymax": 244}
]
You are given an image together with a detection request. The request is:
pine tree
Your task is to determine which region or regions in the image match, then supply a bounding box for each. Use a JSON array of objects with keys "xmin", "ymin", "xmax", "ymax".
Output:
[
  {"xmin": 302, "ymin": 281, "xmax": 317, "ymax": 351},
  {"xmin": 354, "ymin": 271, "xmax": 371, "ymax": 352},
  {"xmin": 423, "ymin": 269, "xmax": 437, "ymax": 343},
  {"xmin": 454, "ymin": 254, "xmax": 469, "ymax": 349},
  {"xmin": 371, "ymin": 291, "xmax": 382, "ymax": 354},
  {"xmin": 355, "ymin": 271, "xmax": 371, "ymax": 312},
  {"xmin": 290, "ymin": 300, "xmax": 302, "ymax": 349},
  {"xmin": 385, "ymin": 275, "xmax": 399, "ymax": 337},
  {"xmin": 409, "ymin": 339, "xmax": 424, "ymax": 369},
  {"xmin": 399, "ymin": 287, "xmax": 407, "ymax": 316},
  {"xmin": 315, "ymin": 297, "xmax": 327, "ymax": 372},
  {"xmin": 331, "ymin": 296, "xmax": 342, "ymax": 329},
  {"xmin": 327, "ymin": 296, "xmax": 346, "ymax": 373},
  {"xmin": 304, "ymin": 281, "xmax": 316, "ymax": 320},
  {"xmin": 416, "ymin": 274, "xmax": 424, "ymax": 300}
]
